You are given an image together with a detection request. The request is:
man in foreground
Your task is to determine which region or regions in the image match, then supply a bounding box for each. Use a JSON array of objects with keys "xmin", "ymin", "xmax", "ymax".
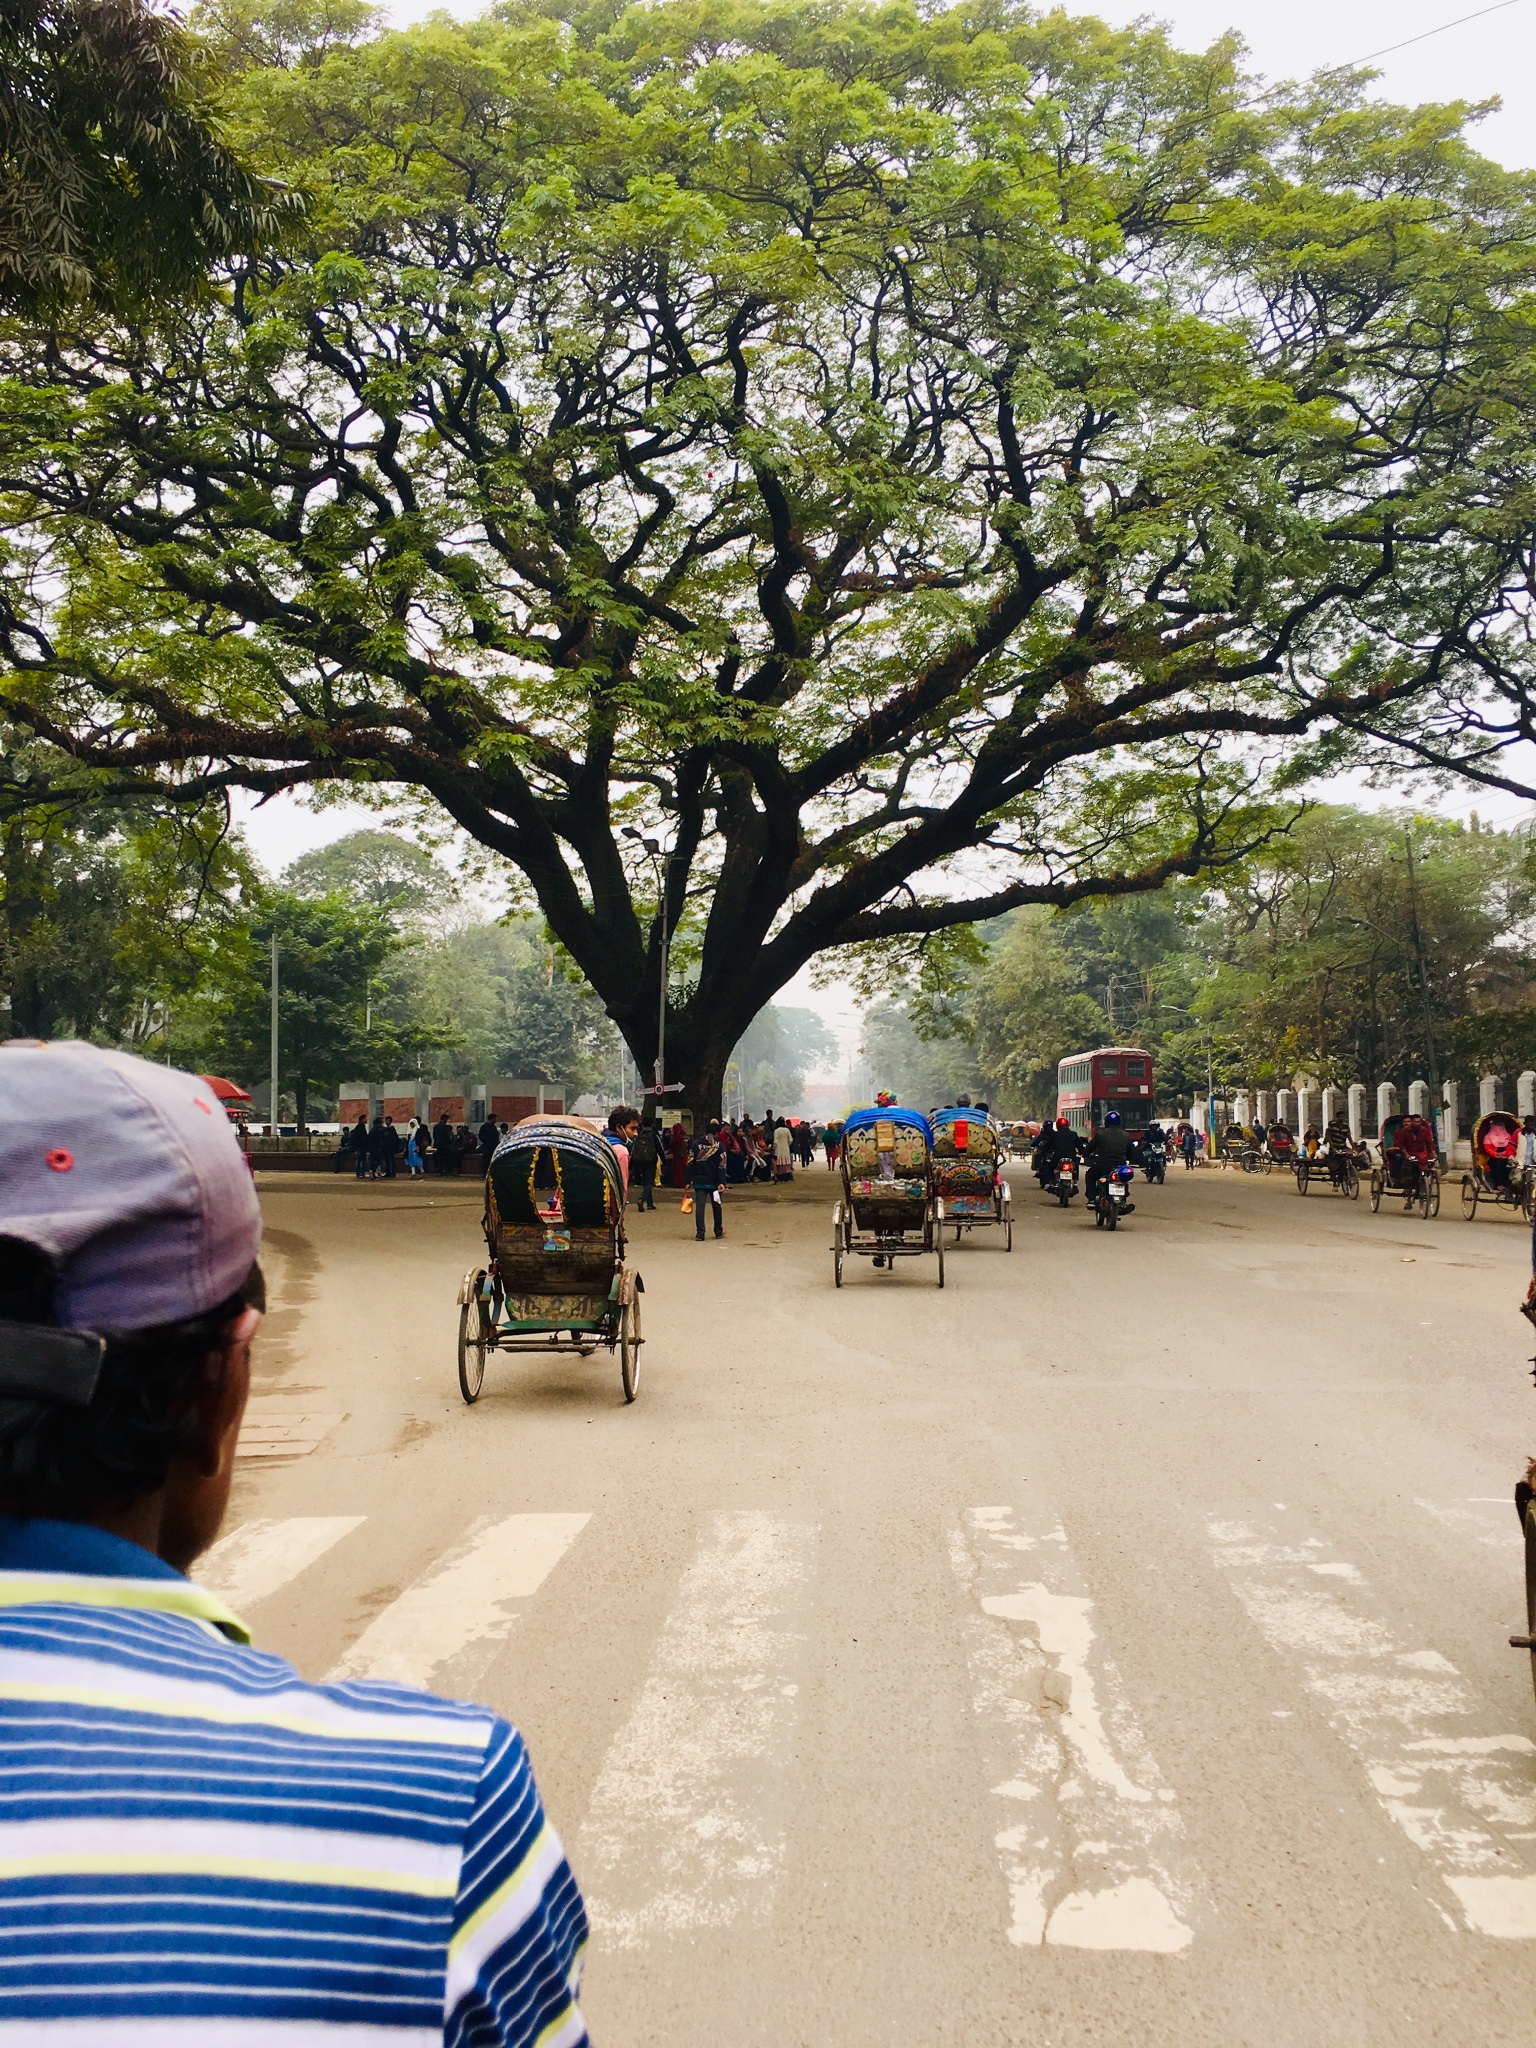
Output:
[{"xmin": 0, "ymin": 1041, "xmax": 589, "ymax": 2043}]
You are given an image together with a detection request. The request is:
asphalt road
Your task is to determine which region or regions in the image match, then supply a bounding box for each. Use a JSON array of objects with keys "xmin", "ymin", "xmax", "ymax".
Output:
[{"xmin": 205, "ymin": 1156, "xmax": 1536, "ymax": 2047}]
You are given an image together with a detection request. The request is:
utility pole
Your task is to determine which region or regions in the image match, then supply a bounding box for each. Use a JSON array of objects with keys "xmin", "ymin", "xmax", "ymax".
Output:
[
  {"xmin": 269, "ymin": 936, "xmax": 280, "ymax": 1138},
  {"xmin": 1403, "ymin": 832, "xmax": 1444, "ymax": 1150}
]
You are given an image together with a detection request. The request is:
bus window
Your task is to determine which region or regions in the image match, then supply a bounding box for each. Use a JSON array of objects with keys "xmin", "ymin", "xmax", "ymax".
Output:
[
  {"xmin": 1126, "ymin": 1058, "xmax": 1145, "ymax": 1076},
  {"xmin": 1100, "ymin": 1059, "xmax": 1119, "ymax": 1076}
]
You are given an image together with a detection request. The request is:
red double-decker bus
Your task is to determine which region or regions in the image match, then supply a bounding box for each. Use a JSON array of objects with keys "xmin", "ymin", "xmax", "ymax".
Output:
[{"xmin": 1056, "ymin": 1046, "xmax": 1156, "ymax": 1136}]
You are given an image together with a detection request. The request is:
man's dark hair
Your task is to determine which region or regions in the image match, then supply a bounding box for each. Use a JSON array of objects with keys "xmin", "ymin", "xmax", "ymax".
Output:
[
  {"xmin": 607, "ymin": 1105, "xmax": 639, "ymax": 1130},
  {"xmin": 0, "ymin": 1237, "xmax": 263, "ymax": 1520}
]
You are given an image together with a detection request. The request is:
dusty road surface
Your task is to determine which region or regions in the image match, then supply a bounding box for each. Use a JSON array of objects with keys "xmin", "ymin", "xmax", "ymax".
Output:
[{"xmin": 206, "ymin": 1158, "xmax": 1536, "ymax": 2047}]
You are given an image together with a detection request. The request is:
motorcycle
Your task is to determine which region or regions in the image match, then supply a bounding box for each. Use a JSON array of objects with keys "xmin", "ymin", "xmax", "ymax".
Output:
[
  {"xmin": 1094, "ymin": 1162, "xmax": 1135, "ymax": 1230},
  {"xmin": 1142, "ymin": 1140, "xmax": 1167, "ymax": 1185},
  {"xmin": 1053, "ymin": 1156, "xmax": 1079, "ymax": 1207}
]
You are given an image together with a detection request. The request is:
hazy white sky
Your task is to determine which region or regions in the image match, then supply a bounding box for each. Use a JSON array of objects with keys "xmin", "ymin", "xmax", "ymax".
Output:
[{"xmin": 242, "ymin": 1, "xmax": 1536, "ymax": 1061}]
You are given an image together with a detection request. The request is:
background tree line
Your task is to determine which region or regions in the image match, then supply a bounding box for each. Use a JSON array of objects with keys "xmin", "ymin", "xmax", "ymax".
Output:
[{"xmin": 862, "ymin": 806, "xmax": 1536, "ymax": 1121}]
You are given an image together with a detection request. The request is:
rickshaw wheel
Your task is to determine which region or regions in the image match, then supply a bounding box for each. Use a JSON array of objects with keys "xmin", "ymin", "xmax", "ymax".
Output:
[
  {"xmin": 834, "ymin": 1245, "xmax": 844, "ymax": 1288},
  {"xmin": 1369, "ymin": 1171, "xmax": 1382, "ymax": 1213},
  {"xmin": 1523, "ymin": 1177, "xmax": 1536, "ymax": 1223},
  {"xmin": 1296, "ymin": 1161, "xmax": 1309, "ymax": 1194},
  {"xmin": 1524, "ymin": 1490, "xmax": 1536, "ymax": 1711},
  {"xmin": 1422, "ymin": 1172, "xmax": 1440, "ymax": 1220},
  {"xmin": 936, "ymin": 1232, "xmax": 945, "ymax": 1288},
  {"xmin": 1343, "ymin": 1162, "xmax": 1360, "ymax": 1200},
  {"xmin": 1460, "ymin": 1175, "xmax": 1478, "ymax": 1219},
  {"xmin": 457, "ymin": 1300, "xmax": 487, "ymax": 1405},
  {"xmin": 619, "ymin": 1295, "xmax": 642, "ymax": 1403},
  {"xmin": 1005, "ymin": 1216, "xmax": 1014, "ymax": 1252}
]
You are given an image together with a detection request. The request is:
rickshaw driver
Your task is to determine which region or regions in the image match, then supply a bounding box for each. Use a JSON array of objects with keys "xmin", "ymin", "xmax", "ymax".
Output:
[
  {"xmin": 1321, "ymin": 1109, "xmax": 1355, "ymax": 1184},
  {"xmin": 1390, "ymin": 1111, "xmax": 1437, "ymax": 1191},
  {"xmin": 1085, "ymin": 1110, "xmax": 1135, "ymax": 1212}
]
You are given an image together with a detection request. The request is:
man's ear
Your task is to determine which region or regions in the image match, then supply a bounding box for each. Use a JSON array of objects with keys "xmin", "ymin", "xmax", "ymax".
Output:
[{"xmin": 192, "ymin": 1307, "xmax": 262, "ymax": 1479}]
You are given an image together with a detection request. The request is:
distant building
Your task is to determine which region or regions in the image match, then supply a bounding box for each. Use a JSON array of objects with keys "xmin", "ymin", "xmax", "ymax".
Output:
[{"xmin": 335, "ymin": 1077, "xmax": 566, "ymax": 1126}]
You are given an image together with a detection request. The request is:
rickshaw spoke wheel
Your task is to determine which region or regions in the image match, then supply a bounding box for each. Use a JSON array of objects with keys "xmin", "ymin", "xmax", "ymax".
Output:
[
  {"xmin": 1369, "ymin": 1172, "xmax": 1382, "ymax": 1213},
  {"xmin": 1460, "ymin": 1175, "xmax": 1478, "ymax": 1219},
  {"xmin": 1425, "ymin": 1174, "xmax": 1440, "ymax": 1219},
  {"xmin": 619, "ymin": 1293, "xmax": 642, "ymax": 1403},
  {"xmin": 936, "ymin": 1232, "xmax": 945, "ymax": 1288},
  {"xmin": 457, "ymin": 1301, "xmax": 487, "ymax": 1405},
  {"xmin": 1523, "ymin": 1491, "xmax": 1536, "ymax": 1711}
]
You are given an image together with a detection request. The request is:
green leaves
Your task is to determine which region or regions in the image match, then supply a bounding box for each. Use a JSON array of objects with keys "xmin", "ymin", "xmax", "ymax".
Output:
[{"xmin": 3, "ymin": 0, "xmax": 1536, "ymax": 1109}]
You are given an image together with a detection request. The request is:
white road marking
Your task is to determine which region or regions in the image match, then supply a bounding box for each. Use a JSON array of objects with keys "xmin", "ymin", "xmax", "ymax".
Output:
[
  {"xmin": 328, "ymin": 1512, "xmax": 590, "ymax": 1690},
  {"xmin": 577, "ymin": 1509, "xmax": 818, "ymax": 1947},
  {"xmin": 952, "ymin": 1505, "xmax": 1193, "ymax": 1953},
  {"xmin": 195, "ymin": 1516, "xmax": 365, "ymax": 1612},
  {"xmin": 1417, "ymin": 1498, "xmax": 1522, "ymax": 1550},
  {"xmin": 1208, "ymin": 1512, "xmax": 1536, "ymax": 1936}
]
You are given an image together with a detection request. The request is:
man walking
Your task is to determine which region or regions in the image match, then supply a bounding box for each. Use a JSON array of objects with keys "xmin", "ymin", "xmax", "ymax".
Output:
[
  {"xmin": 630, "ymin": 1117, "xmax": 660, "ymax": 1210},
  {"xmin": 0, "ymin": 1042, "xmax": 588, "ymax": 2042},
  {"xmin": 477, "ymin": 1114, "xmax": 500, "ymax": 1176},
  {"xmin": 433, "ymin": 1109, "xmax": 455, "ymax": 1177},
  {"xmin": 688, "ymin": 1120, "xmax": 726, "ymax": 1239}
]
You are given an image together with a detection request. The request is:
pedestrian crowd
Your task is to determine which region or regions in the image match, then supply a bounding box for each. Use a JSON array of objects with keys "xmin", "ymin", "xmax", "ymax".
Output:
[{"xmin": 335, "ymin": 1112, "xmax": 508, "ymax": 1180}]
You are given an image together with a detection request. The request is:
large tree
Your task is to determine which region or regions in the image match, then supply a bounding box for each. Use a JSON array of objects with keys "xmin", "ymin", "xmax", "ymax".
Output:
[{"xmin": 3, "ymin": 0, "xmax": 1536, "ymax": 1116}]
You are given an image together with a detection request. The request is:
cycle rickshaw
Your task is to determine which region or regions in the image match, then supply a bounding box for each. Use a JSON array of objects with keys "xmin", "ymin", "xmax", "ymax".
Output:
[
  {"xmin": 1296, "ymin": 1140, "xmax": 1360, "ymax": 1199},
  {"xmin": 832, "ymin": 1106, "xmax": 945, "ymax": 1286},
  {"xmin": 1461, "ymin": 1111, "xmax": 1532, "ymax": 1222},
  {"xmin": 931, "ymin": 1108, "xmax": 1012, "ymax": 1250},
  {"xmin": 457, "ymin": 1115, "xmax": 643, "ymax": 1404},
  {"xmin": 1369, "ymin": 1113, "xmax": 1440, "ymax": 1218},
  {"xmin": 1264, "ymin": 1123, "xmax": 1295, "ymax": 1170},
  {"xmin": 1217, "ymin": 1123, "xmax": 1249, "ymax": 1165}
]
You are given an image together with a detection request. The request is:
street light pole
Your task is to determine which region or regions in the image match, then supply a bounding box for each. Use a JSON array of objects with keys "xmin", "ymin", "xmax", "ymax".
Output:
[{"xmin": 269, "ymin": 935, "xmax": 280, "ymax": 1138}]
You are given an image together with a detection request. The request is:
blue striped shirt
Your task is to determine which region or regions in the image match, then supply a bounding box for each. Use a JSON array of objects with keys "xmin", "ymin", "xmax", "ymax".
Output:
[{"xmin": 0, "ymin": 1518, "xmax": 589, "ymax": 2044}]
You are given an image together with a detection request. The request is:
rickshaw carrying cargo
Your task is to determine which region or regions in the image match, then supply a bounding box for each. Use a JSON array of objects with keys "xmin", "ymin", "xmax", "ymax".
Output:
[
  {"xmin": 832, "ymin": 1105, "xmax": 945, "ymax": 1286},
  {"xmin": 1461, "ymin": 1111, "xmax": 1532, "ymax": 1221},
  {"xmin": 931, "ymin": 1107, "xmax": 1012, "ymax": 1250},
  {"xmin": 457, "ymin": 1115, "xmax": 643, "ymax": 1404}
]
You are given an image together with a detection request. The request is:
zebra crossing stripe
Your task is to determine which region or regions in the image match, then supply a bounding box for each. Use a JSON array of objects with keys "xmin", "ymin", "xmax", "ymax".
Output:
[
  {"xmin": 328, "ymin": 1513, "xmax": 591, "ymax": 1691},
  {"xmin": 1208, "ymin": 1510, "xmax": 1536, "ymax": 1937},
  {"xmin": 577, "ymin": 1509, "xmax": 818, "ymax": 1948},
  {"xmin": 195, "ymin": 1517, "xmax": 366, "ymax": 1614},
  {"xmin": 952, "ymin": 1505, "xmax": 1193, "ymax": 1952}
]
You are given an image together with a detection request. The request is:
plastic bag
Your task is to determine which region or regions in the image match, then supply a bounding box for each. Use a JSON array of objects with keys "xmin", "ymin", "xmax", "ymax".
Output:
[{"xmin": 681, "ymin": 1194, "xmax": 694, "ymax": 1214}]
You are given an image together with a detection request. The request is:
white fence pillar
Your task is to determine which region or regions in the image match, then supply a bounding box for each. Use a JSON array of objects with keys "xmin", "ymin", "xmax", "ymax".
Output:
[
  {"xmin": 1296, "ymin": 1084, "xmax": 1317, "ymax": 1135},
  {"xmin": 1441, "ymin": 1079, "xmax": 1460, "ymax": 1157},
  {"xmin": 1276, "ymin": 1087, "xmax": 1296, "ymax": 1130},
  {"xmin": 1234, "ymin": 1089, "xmax": 1251, "ymax": 1127},
  {"xmin": 1480, "ymin": 1073, "xmax": 1502, "ymax": 1116},
  {"xmin": 1376, "ymin": 1080, "xmax": 1397, "ymax": 1134},
  {"xmin": 1519, "ymin": 1070, "xmax": 1536, "ymax": 1118},
  {"xmin": 1407, "ymin": 1078, "xmax": 1429, "ymax": 1118},
  {"xmin": 1256, "ymin": 1089, "xmax": 1276, "ymax": 1127},
  {"xmin": 1348, "ymin": 1082, "xmax": 1366, "ymax": 1140},
  {"xmin": 1321, "ymin": 1085, "xmax": 1344, "ymax": 1131}
]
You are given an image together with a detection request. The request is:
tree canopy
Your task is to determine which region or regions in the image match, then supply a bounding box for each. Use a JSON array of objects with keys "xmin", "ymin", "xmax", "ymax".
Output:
[{"xmin": 4, "ymin": 0, "xmax": 1536, "ymax": 1113}]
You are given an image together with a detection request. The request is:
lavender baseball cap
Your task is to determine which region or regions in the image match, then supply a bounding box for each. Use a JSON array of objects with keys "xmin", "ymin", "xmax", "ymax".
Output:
[{"xmin": 0, "ymin": 1042, "xmax": 262, "ymax": 1333}]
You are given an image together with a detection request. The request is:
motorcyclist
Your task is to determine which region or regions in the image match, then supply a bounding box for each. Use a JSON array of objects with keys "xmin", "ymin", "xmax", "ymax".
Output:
[
  {"xmin": 1039, "ymin": 1115, "xmax": 1082, "ymax": 1183},
  {"xmin": 1085, "ymin": 1110, "xmax": 1134, "ymax": 1212}
]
